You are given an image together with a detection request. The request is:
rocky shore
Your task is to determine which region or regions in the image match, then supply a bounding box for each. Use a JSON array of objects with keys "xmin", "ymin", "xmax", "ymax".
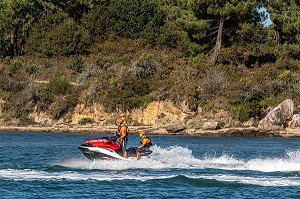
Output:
[
  {"xmin": 1, "ymin": 124, "xmax": 299, "ymax": 138},
  {"xmin": 1, "ymin": 99, "xmax": 300, "ymax": 137}
]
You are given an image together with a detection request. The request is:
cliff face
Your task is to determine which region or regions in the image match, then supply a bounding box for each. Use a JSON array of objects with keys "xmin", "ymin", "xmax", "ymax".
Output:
[
  {"xmin": 0, "ymin": 99, "xmax": 226, "ymax": 127},
  {"xmin": 131, "ymin": 101, "xmax": 192, "ymax": 126},
  {"xmin": 71, "ymin": 103, "xmax": 114, "ymax": 124},
  {"xmin": 70, "ymin": 100, "xmax": 193, "ymax": 126},
  {"xmin": 0, "ymin": 98, "xmax": 236, "ymax": 129},
  {"xmin": 2, "ymin": 98, "xmax": 299, "ymax": 134}
]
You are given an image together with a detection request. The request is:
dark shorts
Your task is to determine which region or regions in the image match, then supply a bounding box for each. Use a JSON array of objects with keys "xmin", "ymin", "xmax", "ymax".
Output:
[
  {"xmin": 137, "ymin": 147, "xmax": 150, "ymax": 153},
  {"xmin": 121, "ymin": 137, "xmax": 128, "ymax": 154}
]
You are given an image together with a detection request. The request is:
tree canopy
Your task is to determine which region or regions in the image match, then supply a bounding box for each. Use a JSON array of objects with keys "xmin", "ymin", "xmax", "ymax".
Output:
[{"xmin": 0, "ymin": 0, "xmax": 300, "ymax": 125}]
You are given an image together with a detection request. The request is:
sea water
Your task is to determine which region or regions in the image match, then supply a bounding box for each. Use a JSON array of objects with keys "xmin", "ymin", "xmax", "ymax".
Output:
[{"xmin": 1, "ymin": 132, "xmax": 300, "ymax": 198}]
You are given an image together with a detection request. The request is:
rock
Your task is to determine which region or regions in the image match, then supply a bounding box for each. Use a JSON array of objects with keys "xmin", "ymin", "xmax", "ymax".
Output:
[
  {"xmin": 0, "ymin": 99, "xmax": 5, "ymax": 116},
  {"xmin": 185, "ymin": 128, "xmax": 196, "ymax": 135},
  {"xmin": 166, "ymin": 125, "xmax": 186, "ymax": 133},
  {"xmin": 242, "ymin": 117, "xmax": 255, "ymax": 127},
  {"xmin": 152, "ymin": 128, "xmax": 169, "ymax": 135},
  {"xmin": 258, "ymin": 99, "xmax": 294, "ymax": 130},
  {"xmin": 288, "ymin": 114, "xmax": 300, "ymax": 128},
  {"xmin": 202, "ymin": 121, "xmax": 219, "ymax": 130}
]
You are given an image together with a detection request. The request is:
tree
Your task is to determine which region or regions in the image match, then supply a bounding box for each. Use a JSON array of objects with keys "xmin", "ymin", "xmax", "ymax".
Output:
[
  {"xmin": 0, "ymin": 0, "xmax": 41, "ymax": 58},
  {"xmin": 267, "ymin": 0, "xmax": 300, "ymax": 46},
  {"xmin": 108, "ymin": 0, "xmax": 164, "ymax": 39},
  {"xmin": 47, "ymin": 0, "xmax": 107, "ymax": 21},
  {"xmin": 154, "ymin": 0, "xmax": 265, "ymax": 64},
  {"xmin": 193, "ymin": 1, "xmax": 265, "ymax": 65},
  {"xmin": 25, "ymin": 10, "xmax": 91, "ymax": 57},
  {"xmin": 81, "ymin": 4, "xmax": 115, "ymax": 41}
]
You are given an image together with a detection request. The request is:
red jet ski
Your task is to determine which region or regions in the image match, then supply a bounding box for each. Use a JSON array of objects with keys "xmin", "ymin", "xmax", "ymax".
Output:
[{"xmin": 78, "ymin": 136, "xmax": 152, "ymax": 160}]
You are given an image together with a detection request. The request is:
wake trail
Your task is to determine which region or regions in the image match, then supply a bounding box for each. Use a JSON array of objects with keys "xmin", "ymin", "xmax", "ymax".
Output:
[{"xmin": 59, "ymin": 146, "xmax": 300, "ymax": 172}]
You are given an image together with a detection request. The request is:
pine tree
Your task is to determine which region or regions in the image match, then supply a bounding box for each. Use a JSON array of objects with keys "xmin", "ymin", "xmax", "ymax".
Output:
[
  {"xmin": 154, "ymin": 0, "xmax": 264, "ymax": 64},
  {"xmin": 0, "ymin": 0, "xmax": 41, "ymax": 57},
  {"xmin": 194, "ymin": 1, "xmax": 264, "ymax": 64},
  {"xmin": 267, "ymin": 0, "xmax": 300, "ymax": 46}
]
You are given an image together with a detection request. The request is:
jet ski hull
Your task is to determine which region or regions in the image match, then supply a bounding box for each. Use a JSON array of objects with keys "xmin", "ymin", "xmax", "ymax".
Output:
[
  {"xmin": 79, "ymin": 146, "xmax": 124, "ymax": 160},
  {"xmin": 79, "ymin": 136, "xmax": 152, "ymax": 160}
]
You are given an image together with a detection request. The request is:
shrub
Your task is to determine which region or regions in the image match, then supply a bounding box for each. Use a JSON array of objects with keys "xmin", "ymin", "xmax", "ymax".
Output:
[
  {"xmin": 69, "ymin": 56, "xmax": 84, "ymax": 74},
  {"xmin": 203, "ymin": 67, "xmax": 227, "ymax": 96},
  {"xmin": 38, "ymin": 76, "xmax": 74, "ymax": 112},
  {"xmin": 95, "ymin": 74, "xmax": 153, "ymax": 112},
  {"xmin": 48, "ymin": 94, "xmax": 78, "ymax": 120},
  {"xmin": 231, "ymin": 104, "xmax": 251, "ymax": 123},
  {"xmin": 18, "ymin": 110, "xmax": 35, "ymax": 125},
  {"xmin": 48, "ymin": 76, "xmax": 72, "ymax": 96},
  {"xmin": 185, "ymin": 84, "xmax": 199, "ymax": 112},
  {"xmin": 130, "ymin": 57, "xmax": 157, "ymax": 80},
  {"xmin": 26, "ymin": 64, "xmax": 38, "ymax": 75},
  {"xmin": 79, "ymin": 117, "xmax": 94, "ymax": 125}
]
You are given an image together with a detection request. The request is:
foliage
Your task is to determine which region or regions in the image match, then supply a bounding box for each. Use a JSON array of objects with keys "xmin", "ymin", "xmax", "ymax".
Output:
[
  {"xmin": 69, "ymin": 56, "xmax": 84, "ymax": 75},
  {"xmin": 18, "ymin": 110, "xmax": 35, "ymax": 125},
  {"xmin": 25, "ymin": 10, "xmax": 91, "ymax": 57},
  {"xmin": 108, "ymin": 0, "xmax": 164, "ymax": 39},
  {"xmin": 79, "ymin": 117, "xmax": 94, "ymax": 125},
  {"xmin": 37, "ymin": 76, "xmax": 76, "ymax": 114},
  {"xmin": 130, "ymin": 56, "xmax": 157, "ymax": 80},
  {"xmin": 93, "ymin": 66, "xmax": 155, "ymax": 112},
  {"xmin": 81, "ymin": 5, "xmax": 114, "ymax": 41},
  {"xmin": 48, "ymin": 94, "xmax": 78, "ymax": 120},
  {"xmin": 267, "ymin": 0, "xmax": 300, "ymax": 45},
  {"xmin": 1, "ymin": 0, "xmax": 300, "ymax": 125},
  {"xmin": 0, "ymin": 0, "xmax": 42, "ymax": 57}
]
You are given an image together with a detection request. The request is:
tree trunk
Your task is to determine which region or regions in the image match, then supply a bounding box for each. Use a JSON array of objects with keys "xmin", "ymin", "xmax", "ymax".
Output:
[
  {"xmin": 10, "ymin": 27, "xmax": 18, "ymax": 58},
  {"xmin": 274, "ymin": 30, "xmax": 280, "ymax": 46},
  {"xmin": 20, "ymin": 25, "xmax": 26, "ymax": 55},
  {"xmin": 211, "ymin": 18, "xmax": 225, "ymax": 65}
]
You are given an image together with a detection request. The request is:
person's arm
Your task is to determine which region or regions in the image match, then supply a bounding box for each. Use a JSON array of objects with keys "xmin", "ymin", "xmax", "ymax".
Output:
[
  {"xmin": 138, "ymin": 139, "xmax": 147, "ymax": 149},
  {"xmin": 119, "ymin": 127, "xmax": 127, "ymax": 142}
]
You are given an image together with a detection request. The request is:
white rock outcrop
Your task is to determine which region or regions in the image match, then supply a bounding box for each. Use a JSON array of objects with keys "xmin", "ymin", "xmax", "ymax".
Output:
[
  {"xmin": 258, "ymin": 99, "xmax": 294, "ymax": 130},
  {"xmin": 288, "ymin": 114, "xmax": 300, "ymax": 128}
]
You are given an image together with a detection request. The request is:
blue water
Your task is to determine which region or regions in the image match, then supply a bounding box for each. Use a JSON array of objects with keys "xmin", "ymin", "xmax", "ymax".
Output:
[{"xmin": 1, "ymin": 132, "xmax": 300, "ymax": 198}]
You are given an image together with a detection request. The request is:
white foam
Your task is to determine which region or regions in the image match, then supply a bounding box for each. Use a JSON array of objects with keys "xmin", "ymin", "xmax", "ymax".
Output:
[
  {"xmin": 199, "ymin": 150, "xmax": 300, "ymax": 172},
  {"xmin": 188, "ymin": 174, "xmax": 300, "ymax": 186},
  {"xmin": 62, "ymin": 145, "xmax": 198, "ymax": 170},
  {"xmin": 1, "ymin": 168, "xmax": 300, "ymax": 186},
  {"xmin": 0, "ymin": 168, "xmax": 175, "ymax": 182},
  {"xmin": 64, "ymin": 147, "xmax": 300, "ymax": 172}
]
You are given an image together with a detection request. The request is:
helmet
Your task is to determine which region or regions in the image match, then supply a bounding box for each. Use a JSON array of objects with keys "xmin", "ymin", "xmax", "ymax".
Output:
[
  {"xmin": 116, "ymin": 118, "xmax": 124, "ymax": 126},
  {"xmin": 139, "ymin": 130, "xmax": 146, "ymax": 135}
]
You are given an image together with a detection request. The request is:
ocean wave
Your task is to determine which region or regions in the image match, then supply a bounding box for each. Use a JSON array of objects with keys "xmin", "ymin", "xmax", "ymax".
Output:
[
  {"xmin": 1, "ymin": 168, "xmax": 300, "ymax": 187},
  {"xmin": 0, "ymin": 168, "xmax": 175, "ymax": 182},
  {"xmin": 187, "ymin": 174, "xmax": 300, "ymax": 186}
]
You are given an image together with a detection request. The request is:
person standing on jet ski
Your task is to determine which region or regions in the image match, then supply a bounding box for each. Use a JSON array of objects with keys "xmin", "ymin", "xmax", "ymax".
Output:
[
  {"xmin": 136, "ymin": 130, "xmax": 152, "ymax": 160},
  {"xmin": 116, "ymin": 118, "xmax": 128, "ymax": 158}
]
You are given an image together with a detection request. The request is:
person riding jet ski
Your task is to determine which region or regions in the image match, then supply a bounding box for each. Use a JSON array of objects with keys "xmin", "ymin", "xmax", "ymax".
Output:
[
  {"xmin": 116, "ymin": 118, "xmax": 128, "ymax": 158},
  {"xmin": 136, "ymin": 130, "xmax": 152, "ymax": 160}
]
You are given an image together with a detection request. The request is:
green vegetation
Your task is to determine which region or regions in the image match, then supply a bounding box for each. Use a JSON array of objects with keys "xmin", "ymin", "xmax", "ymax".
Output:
[
  {"xmin": 0, "ymin": 0, "xmax": 300, "ymax": 125},
  {"xmin": 78, "ymin": 118, "xmax": 94, "ymax": 125}
]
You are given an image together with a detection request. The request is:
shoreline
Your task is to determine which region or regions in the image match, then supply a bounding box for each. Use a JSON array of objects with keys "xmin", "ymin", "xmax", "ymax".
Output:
[{"xmin": 0, "ymin": 124, "xmax": 300, "ymax": 138}]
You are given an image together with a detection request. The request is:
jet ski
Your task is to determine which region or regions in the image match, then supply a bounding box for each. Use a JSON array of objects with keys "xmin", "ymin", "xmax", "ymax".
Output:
[{"xmin": 78, "ymin": 136, "xmax": 152, "ymax": 160}]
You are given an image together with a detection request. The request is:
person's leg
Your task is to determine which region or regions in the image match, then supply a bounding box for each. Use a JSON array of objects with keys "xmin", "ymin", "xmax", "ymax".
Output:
[
  {"xmin": 122, "ymin": 141, "xmax": 128, "ymax": 158},
  {"xmin": 136, "ymin": 148, "xmax": 142, "ymax": 160}
]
